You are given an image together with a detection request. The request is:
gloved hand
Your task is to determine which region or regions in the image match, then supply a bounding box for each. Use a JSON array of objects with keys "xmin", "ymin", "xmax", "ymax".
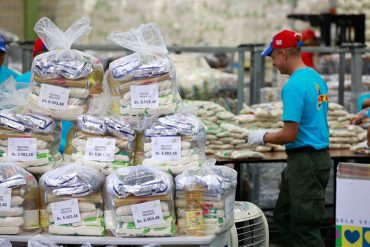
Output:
[{"xmin": 248, "ymin": 129, "xmax": 268, "ymax": 146}]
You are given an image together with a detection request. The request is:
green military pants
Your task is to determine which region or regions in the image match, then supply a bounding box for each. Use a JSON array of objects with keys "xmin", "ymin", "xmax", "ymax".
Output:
[{"xmin": 274, "ymin": 150, "xmax": 331, "ymax": 247}]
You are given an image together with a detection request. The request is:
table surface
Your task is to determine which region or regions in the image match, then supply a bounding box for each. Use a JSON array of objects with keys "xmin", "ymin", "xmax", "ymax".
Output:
[{"xmin": 208, "ymin": 149, "xmax": 370, "ymax": 164}]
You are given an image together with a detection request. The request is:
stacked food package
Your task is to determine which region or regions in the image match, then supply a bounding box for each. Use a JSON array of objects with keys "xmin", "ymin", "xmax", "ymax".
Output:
[
  {"xmin": 237, "ymin": 102, "xmax": 283, "ymax": 129},
  {"xmin": 64, "ymin": 114, "xmax": 136, "ymax": 175},
  {"xmin": 39, "ymin": 164, "xmax": 105, "ymax": 236},
  {"xmin": 104, "ymin": 166, "xmax": 176, "ymax": 237},
  {"xmin": 0, "ymin": 163, "xmax": 39, "ymax": 234},
  {"xmin": 26, "ymin": 17, "xmax": 103, "ymax": 121},
  {"xmin": 175, "ymin": 164, "xmax": 237, "ymax": 235},
  {"xmin": 106, "ymin": 23, "xmax": 181, "ymax": 125},
  {"xmin": 142, "ymin": 113, "xmax": 206, "ymax": 175}
]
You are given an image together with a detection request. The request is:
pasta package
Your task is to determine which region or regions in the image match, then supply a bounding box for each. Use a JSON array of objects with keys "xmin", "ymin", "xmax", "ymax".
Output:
[
  {"xmin": 39, "ymin": 164, "xmax": 105, "ymax": 236},
  {"xmin": 175, "ymin": 163, "xmax": 237, "ymax": 236},
  {"xmin": 26, "ymin": 17, "xmax": 103, "ymax": 121},
  {"xmin": 64, "ymin": 114, "xmax": 136, "ymax": 175},
  {"xmin": 142, "ymin": 113, "xmax": 206, "ymax": 175},
  {"xmin": 0, "ymin": 163, "xmax": 39, "ymax": 234},
  {"xmin": 104, "ymin": 166, "xmax": 176, "ymax": 237},
  {"xmin": 107, "ymin": 23, "xmax": 182, "ymax": 125}
]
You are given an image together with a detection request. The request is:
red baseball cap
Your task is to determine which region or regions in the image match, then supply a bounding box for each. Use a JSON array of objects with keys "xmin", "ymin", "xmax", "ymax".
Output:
[
  {"xmin": 302, "ymin": 29, "xmax": 316, "ymax": 41},
  {"xmin": 32, "ymin": 38, "xmax": 48, "ymax": 58},
  {"xmin": 261, "ymin": 29, "xmax": 304, "ymax": 57}
]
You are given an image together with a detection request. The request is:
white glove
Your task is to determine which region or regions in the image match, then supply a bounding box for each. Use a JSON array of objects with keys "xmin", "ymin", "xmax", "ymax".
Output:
[{"xmin": 248, "ymin": 129, "xmax": 268, "ymax": 146}]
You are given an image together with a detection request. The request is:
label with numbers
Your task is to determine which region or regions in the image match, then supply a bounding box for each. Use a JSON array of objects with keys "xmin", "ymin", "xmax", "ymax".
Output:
[
  {"xmin": 152, "ymin": 136, "xmax": 181, "ymax": 161},
  {"xmin": 8, "ymin": 138, "xmax": 37, "ymax": 161},
  {"xmin": 0, "ymin": 188, "xmax": 11, "ymax": 211},
  {"xmin": 38, "ymin": 83, "xmax": 70, "ymax": 110},
  {"xmin": 51, "ymin": 199, "xmax": 81, "ymax": 225},
  {"xmin": 130, "ymin": 84, "xmax": 159, "ymax": 109},
  {"xmin": 84, "ymin": 138, "xmax": 116, "ymax": 162},
  {"xmin": 131, "ymin": 200, "xmax": 164, "ymax": 228}
]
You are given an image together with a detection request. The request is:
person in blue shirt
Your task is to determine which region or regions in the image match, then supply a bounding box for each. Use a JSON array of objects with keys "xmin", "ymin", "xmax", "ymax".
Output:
[
  {"xmin": 248, "ymin": 29, "xmax": 331, "ymax": 247},
  {"xmin": 0, "ymin": 35, "xmax": 20, "ymax": 84}
]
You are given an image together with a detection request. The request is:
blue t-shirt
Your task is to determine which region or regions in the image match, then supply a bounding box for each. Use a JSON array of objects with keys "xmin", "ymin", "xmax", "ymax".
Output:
[
  {"xmin": 0, "ymin": 66, "xmax": 19, "ymax": 84},
  {"xmin": 281, "ymin": 67, "xmax": 329, "ymax": 150}
]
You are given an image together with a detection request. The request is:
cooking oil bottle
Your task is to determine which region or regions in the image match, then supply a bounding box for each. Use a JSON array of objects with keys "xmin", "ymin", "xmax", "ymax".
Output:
[{"xmin": 185, "ymin": 185, "xmax": 204, "ymax": 236}]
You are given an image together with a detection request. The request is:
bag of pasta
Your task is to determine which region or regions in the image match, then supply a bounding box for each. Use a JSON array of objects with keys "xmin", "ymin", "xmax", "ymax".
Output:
[{"xmin": 27, "ymin": 17, "xmax": 103, "ymax": 121}]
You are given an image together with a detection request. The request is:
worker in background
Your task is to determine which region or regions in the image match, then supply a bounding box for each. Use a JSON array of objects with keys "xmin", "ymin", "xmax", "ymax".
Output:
[
  {"xmin": 248, "ymin": 29, "xmax": 331, "ymax": 247},
  {"xmin": 0, "ymin": 35, "xmax": 19, "ymax": 84},
  {"xmin": 301, "ymin": 28, "xmax": 319, "ymax": 69}
]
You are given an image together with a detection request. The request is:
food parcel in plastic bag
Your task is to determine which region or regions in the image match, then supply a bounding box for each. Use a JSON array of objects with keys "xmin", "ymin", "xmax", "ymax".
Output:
[
  {"xmin": 39, "ymin": 164, "xmax": 105, "ymax": 236},
  {"xmin": 64, "ymin": 93, "xmax": 136, "ymax": 175},
  {"xmin": 27, "ymin": 17, "xmax": 103, "ymax": 121},
  {"xmin": 142, "ymin": 112, "xmax": 206, "ymax": 175},
  {"xmin": 104, "ymin": 166, "xmax": 176, "ymax": 237},
  {"xmin": 0, "ymin": 77, "xmax": 62, "ymax": 174},
  {"xmin": 107, "ymin": 23, "xmax": 181, "ymax": 125},
  {"xmin": 175, "ymin": 161, "xmax": 237, "ymax": 235},
  {"xmin": 0, "ymin": 163, "xmax": 39, "ymax": 234}
]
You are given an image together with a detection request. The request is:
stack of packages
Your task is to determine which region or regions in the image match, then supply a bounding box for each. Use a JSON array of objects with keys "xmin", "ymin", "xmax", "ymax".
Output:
[
  {"xmin": 0, "ymin": 78, "xmax": 61, "ymax": 174},
  {"xmin": 104, "ymin": 166, "xmax": 176, "ymax": 237},
  {"xmin": 106, "ymin": 23, "xmax": 181, "ymax": 126},
  {"xmin": 328, "ymin": 103, "xmax": 367, "ymax": 149},
  {"xmin": 0, "ymin": 163, "xmax": 39, "ymax": 234},
  {"xmin": 142, "ymin": 113, "xmax": 206, "ymax": 175},
  {"xmin": 63, "ymin": 93, "xmax": 136, "ymax": 175},
  {"xmin": 26, "ymin": 17, "xmax": 103, "ymax": 121},
  {"xmin": 175, "ymin": 164, "xmax": 237, "ymax": 235},
  {"xmin": 39, "ymin": 164, "xmax": 105, "ymax": 236}
]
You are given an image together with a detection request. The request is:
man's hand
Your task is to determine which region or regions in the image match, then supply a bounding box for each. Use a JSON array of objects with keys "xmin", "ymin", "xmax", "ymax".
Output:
[{"xmin": 248, "ymin": 129, "xmax": 268, "ymax": 146}]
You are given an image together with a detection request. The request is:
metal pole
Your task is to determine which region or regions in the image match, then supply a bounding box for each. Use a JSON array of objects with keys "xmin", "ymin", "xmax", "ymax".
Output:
[
  {"xmin": 252, "ymin": 46, "xmax": 264, "ymax": 105},
  {"xmin": 237, "ymin": 48, "xmax": 245, "ymax": 113},
  {"xmin": 338, "ymin": 48, "xmax": 345, "ymax": 105},
  {"xmin": 249, "ymin": 49, "xmax": 256, "ymax": 106},
  {"xmin": 350, "ymin": 45, "xmax": 364, "ymax": 113}
]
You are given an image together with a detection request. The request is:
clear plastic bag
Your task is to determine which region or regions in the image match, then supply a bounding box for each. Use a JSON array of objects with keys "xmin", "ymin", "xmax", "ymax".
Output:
[
  {"xmin": 64, "ymin": 92, "xmax": 136, "ymax": 175},
  {"xmin": 27, "ymin": 17, "xmax": 103, "ymax": 121},
  {"xmin": 39, "ymin": 164, "xmax": 105, "ymax": 236},
  {"xmin": 141, "ymin": 112, "xmax": 206, "ymax": 175},
  {"xmin": 174, "ymin": 161, "xmax": 237, "ymax": 236},
  {"xmin": 0, "ymin": 239, "xmax": 12, "ymax": 247},
  {"xmin": 104, "ymin": 166, "xmax": 176, "ymax": 237},
  {"xmin": 0, "ymin": 163, "xmax": 39, "ymax": 235},
  {"xmin": 106, "ymin": 23, "xmax": 182, "ymax": 126},
  {"xmin": 0, "ymin": 77, "xmax": 62, "ymax": 175},
  {"xmin": 28, "ymin": 234, "xmax": 59, "ymax": 247}
]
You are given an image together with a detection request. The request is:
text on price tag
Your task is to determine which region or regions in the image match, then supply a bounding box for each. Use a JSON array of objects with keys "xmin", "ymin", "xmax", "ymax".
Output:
[
  {"xmin": 131, "ymin": 200, "xmax": 164, "ymax": 228},
  {"xmin": 130, "ymin": 84, "xmax": 159, "ymax": 109},
  {"xmin": 38, "ymin": 84, "xmax": 70, "ymax": 110},
  {"xmin": 0, "ymin": 188, "xmax": 12, "ymax": 211},
  {"xmin": 51, "ymin": 199, "xmax": 81, "ymax": 225},
  {"xmin": 8, "ymin": 138, "xmax": 37, "ymax": 161},
  {"xmin": 84, "ymin": 138, "xmax": 116, "ymax": 162},
  {"xmin": 152, "ymin": 136, "xmax": 181, "ymax": 161}
]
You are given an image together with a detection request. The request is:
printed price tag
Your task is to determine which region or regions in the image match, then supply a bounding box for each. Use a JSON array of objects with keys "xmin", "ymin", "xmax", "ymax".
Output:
[
  {"xmin": 152, "ymin": 136, "xmax": 181, "ymax": 161},
  {"xmin": 38, "ymin": 83, "xmax": 70, "ymax": 110},
  {"xmin": 84, "ymin": 138, "xmax": 116, "ymax": 162},
  {"xmin": 130, "ymin": 84, "xmax": 159, "ymax": 109},
  {"xmin": 51, "ymin": 199, "xmax": 81, "ymax": 225},
  {"xmin": 225, "ymin": 193, "xmax": 235, "ymax": 220},
  {"xmin": 131, "ymin": 200, "xmax": 164, "ymax": 228},
  {"xmin": 8, "ymin": 138, "xmax": 37, "ymax": 161},
  {"xmin": 0, "ymin": 188, "xmax": 11, "ymax": 211}
]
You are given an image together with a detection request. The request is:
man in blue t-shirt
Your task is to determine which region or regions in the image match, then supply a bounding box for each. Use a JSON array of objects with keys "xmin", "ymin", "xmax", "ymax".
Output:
[
  {"xmin": 0, "ymin": 36, "xmax": 19, "ymax": 84},
  {"xmin": 248, "ymin": 29, "xmax": 331, "ymax": 247}
]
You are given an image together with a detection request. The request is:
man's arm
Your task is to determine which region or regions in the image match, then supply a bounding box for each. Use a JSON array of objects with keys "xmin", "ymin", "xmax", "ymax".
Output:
[{"xmin": 264, "ymin": 121, "xmax": 299, "ymax": 145}]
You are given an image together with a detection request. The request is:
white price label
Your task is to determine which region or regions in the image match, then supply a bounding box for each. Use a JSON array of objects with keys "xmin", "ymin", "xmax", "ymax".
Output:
[
  {"xmin": 84, "ymin": 138, "xmax": 116, "ymax": 162},
  {"xmin": 131, "ymin": 200, "xmax": 164, "ymax": 228},
  {"xmin": 51, "ymin": 199, "xmax": 81, "ymax": 225},
  {"xmin": 0, "ymin": 188, "xmax": 11, "ymax": 211},
  {"xmin": 225, "ymin": 193, "xmax": 235, "ymax": 220},
  {"xmin": 38, "ymin": 84, "xmax": 70, "ymax": 110},
  {"xmin": 152, "ymin": 136, "xmax": 181, "ymax": 161},
  {"xmin": 8, "ymin": 138, "xmax": 37, "ymax": 161},
  {"xmin": 130, "ymin": 84, "xmax": 159, "ymax": 109}
]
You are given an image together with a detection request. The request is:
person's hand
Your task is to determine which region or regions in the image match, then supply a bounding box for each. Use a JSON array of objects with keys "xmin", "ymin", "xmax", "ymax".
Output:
[{"xmin": 248, "ymin": 129, "xmax": 268, "ymax": 146}]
